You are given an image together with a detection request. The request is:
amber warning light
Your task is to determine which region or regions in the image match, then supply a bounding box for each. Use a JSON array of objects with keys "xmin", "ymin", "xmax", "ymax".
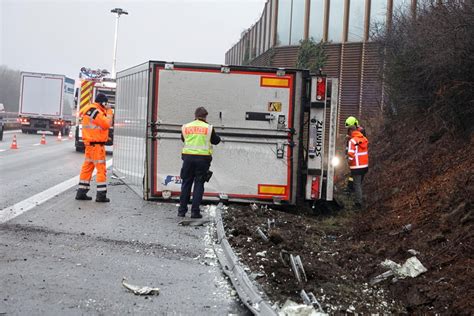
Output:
[{"xmin": 316, "ymin": 77, "xmax": 326, "ymax": 101}]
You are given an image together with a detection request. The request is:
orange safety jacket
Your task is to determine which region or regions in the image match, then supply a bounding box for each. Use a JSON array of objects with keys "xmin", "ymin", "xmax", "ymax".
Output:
[
  {"xmin": 347, "ymin": 130, "xmax": 369, "ymax": 169},
  {"xmin": 79, "ymin": 102, "xmax": 113, "ymax": 145}
]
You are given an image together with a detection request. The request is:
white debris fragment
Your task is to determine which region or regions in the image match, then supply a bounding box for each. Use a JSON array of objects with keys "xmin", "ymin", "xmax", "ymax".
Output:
[
  {"xmin": 408, "ymin": 249, "xmax": 420, "ymax": 256},
  {"xmin": 251, "ymin": 203, "xmax": 259, "ymax": 211},
  {"xmin": 372, "ymin": 256, "xmax": 428, "ymax": 284},
  {"xmin": 121, "ymin": 278, "xmax": 160, "ymax": 295},
  {"xmin": 279, "ymin": 299, "xmax": 328, "ymax": 316},
  {"xmin": 207, "ymin": 205, "xmax": 217, "ymax": 217},
  {"xmin": 256, "ymin": 251, "xmax": 267, "ymax": 257},
  {"xmin": 381, "ymin": 256, "xmax": 427, "ymax": 278}
]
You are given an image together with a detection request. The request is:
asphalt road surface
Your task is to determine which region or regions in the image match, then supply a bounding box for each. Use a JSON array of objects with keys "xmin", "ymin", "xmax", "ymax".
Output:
[
  {"xmin": 0, "ymin": 130, "xmax": 85, "ymax": 210},
  {"xmin": 0, "ymin": 129, "xmax": 249, "ymax": 315}
]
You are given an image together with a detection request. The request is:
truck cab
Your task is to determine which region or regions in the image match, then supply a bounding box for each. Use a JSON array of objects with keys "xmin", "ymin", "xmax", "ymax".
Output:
[{"xmin": 75, "ymin": 79, "xmax": 116, "ymax": 152}]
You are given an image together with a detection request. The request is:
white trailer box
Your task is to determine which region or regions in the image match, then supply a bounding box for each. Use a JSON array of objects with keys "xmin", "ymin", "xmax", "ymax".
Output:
[
  {"xmin": 19, "ymin": 72, "xmax": 75, "ymax": 135},
  {"xmin": 114, "ymin": 62, "xmax": 339, "ymax": 206}
]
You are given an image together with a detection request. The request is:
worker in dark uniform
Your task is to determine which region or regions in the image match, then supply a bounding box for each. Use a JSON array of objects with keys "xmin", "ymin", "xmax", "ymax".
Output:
[{"xmin": 178, "ymin": 107, "xmax": 221, "ymax": 218}]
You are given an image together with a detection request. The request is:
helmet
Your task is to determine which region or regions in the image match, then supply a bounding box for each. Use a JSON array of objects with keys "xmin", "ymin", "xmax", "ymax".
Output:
[
  {"xmin": 95, "ymin": 93, "xmax": 108, "ymax": 104},
  {"xmin": 345, "ymin": 116, "xmax": 359, "ymax": 127}
]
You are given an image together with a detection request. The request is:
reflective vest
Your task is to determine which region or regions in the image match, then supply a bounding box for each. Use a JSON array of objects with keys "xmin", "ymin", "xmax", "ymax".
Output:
[
  {"xmin": 347, "ymin": 130, "xmax": 369, "ymax": 169},
  {"xmin": 181, "ymin": 120, "xmax": 213, "ymax": 156},
  {"xmin": 80, "ymin": 102, "xmax": 112, "ymax": 144}
]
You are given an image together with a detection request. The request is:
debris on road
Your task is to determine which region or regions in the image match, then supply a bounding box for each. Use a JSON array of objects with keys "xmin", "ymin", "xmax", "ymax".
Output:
[
  {"xmin": 122, "ymin": 278, "xmax": 160, "ymax": 296},
  {"xmin": 371, "ymin": 257, "xmax": 427, "ymax": 285}
]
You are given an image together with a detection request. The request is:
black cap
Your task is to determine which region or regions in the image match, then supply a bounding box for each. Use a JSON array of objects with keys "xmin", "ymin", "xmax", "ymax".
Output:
[{"xmin": 95, "ymin": 93, "xmax": 108, "ymax": 104}]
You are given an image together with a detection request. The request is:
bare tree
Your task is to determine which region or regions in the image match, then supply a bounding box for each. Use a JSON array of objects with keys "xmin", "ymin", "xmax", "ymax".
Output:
[
  {"xmin": 0, "ymin": 65, "xmax": 21, "ymax": 112},
  {"xmin": 374, "ymin": 1, "xmax": 474, "ymax": 136}
]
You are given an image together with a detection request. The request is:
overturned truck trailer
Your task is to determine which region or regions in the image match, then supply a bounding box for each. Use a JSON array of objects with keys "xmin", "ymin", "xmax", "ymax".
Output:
[{"xmin": 113, "ymin": 61, "xmax": 339, "ymax": 206}]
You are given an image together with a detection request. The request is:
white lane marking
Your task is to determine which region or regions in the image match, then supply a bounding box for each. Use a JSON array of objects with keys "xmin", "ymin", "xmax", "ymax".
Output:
[
  {"xmin": 0, "ymin": 159, "xmax": 113, "ymax": 223},
  {"xmin": 33, "ymin": 143, "xmax": 41, "ymax": 146},
  {"xmin": 0, "ymin": 149, "xmax": 6, "ymax": 152}
]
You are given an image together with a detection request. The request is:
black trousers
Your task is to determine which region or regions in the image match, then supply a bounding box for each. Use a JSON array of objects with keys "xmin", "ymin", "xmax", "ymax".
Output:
[{"xmin": 178, "ymin": 155, "xmax": 211, "ymax": 214}]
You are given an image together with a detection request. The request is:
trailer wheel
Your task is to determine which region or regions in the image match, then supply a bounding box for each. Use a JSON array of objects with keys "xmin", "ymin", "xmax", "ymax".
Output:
[
  {"xmin": 75, "ymin": 146, "xmax": 84, "ymax": 153},
  {"xmin": 21, "ymin": 129, "xmax": 27, "ymax": 134},
  {"xmin": 53, "ymin": 131, "xmax": 59, "ymax": 136},
  {"xmin": 0, "ymin": 127, "xmax": 3, "ymax": 141}
]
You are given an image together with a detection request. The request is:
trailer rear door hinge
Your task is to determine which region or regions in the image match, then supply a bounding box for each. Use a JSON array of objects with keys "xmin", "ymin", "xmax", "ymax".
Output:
[
  {"xmin": 276, "ymin": 69, "xmax": 286, "ymax": 77},
  {"xmin": 164, "ymin": 63, "xmax": 174, "ymax": 70},
  {"xmin": 276, "ymin": 143, "xmax": 285, "ymax": 159},
  {"xmin": 277, "ymin": 115, "xmax": 286, "ymax": 129}
]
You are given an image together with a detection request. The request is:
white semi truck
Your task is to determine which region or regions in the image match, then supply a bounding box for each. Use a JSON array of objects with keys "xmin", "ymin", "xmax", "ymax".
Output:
[
  {"xmin": 18, "ymin": 72, "xmax": 75, "ymax": 135},
  {"xmin": 113, "ymin": 61, "xmax": 339, "ymax": 206}
]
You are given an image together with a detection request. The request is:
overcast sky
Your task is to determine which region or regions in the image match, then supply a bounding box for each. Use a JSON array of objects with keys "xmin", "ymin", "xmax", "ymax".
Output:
[{"xmin": 0, "ymin": 0, "xmax": 266, "ymax": 79}]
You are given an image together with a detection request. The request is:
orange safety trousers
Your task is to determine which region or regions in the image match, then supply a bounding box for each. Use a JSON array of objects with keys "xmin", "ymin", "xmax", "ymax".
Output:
[{"xmin": 78, "ymin": 144, "xmax": 107, "ymax": 192}]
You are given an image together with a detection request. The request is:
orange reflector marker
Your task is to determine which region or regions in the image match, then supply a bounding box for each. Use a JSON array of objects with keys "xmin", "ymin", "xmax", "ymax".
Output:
[
  {"xmin": 258, "ymin": 184, "xmax": 287, "ymax": 195},
  {"xmin": 260, "ymin": 76, "xmax": 290, "ymax": 88}
]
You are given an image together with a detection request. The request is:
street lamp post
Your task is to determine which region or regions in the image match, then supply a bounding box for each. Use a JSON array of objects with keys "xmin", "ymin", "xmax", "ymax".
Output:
[{"xmin": 110, "ymin": 8, "xmax": 128, "ymax": 79}]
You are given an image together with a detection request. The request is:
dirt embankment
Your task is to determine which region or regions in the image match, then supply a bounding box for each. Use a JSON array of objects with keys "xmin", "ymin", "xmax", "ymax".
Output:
[
  {"xmin": 356, "ymin": 110, "xmax": 473, "ymax": 313},
  {"xmin": 223, "ymin": 111, "xmax": 473, "ymax": 314}
]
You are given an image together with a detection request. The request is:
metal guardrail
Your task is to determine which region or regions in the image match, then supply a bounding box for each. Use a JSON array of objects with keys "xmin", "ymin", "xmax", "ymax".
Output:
[{"xmin": 215, "ymin": 203, "xmax": 278, "ymax": 316}]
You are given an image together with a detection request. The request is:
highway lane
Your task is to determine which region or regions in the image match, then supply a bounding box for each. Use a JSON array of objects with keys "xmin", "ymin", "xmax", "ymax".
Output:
[
  {"xmin": 0, "ymin": 129, "xmax": 249, "ymax": 315},
  {"xmin": 0, "ymin": 129, "xmax": 98, "ymax": 210}
]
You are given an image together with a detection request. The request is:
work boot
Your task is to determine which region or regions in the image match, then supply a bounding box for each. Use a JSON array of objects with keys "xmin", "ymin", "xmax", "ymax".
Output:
[
  {"xmin": 190, "ymin": 212, "xmax": 203, "ymax": 219},
  {"xmin": 177, "ymin": 210, "xmax": 187, "ymax": 217},
  {"xmin": 96, "ymin": 191, "xmax": 110, "ymax": 203},
  {"xmin": 75, "ymin": 189, "xmax": 92, "ymax": 201}
]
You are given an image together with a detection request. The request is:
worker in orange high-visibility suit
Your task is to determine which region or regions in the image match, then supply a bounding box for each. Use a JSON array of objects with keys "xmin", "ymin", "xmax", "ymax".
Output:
[
  {"xmin": 75, "ymin": 93, "xmax": 113, "ymax": 202},
  {"xmin": 347, "ymin": 125, "xmax": 369, "ymax": 209},
  {"xmin": 345, "ymin": 116, "xmax": 366, "ymax": 193}
]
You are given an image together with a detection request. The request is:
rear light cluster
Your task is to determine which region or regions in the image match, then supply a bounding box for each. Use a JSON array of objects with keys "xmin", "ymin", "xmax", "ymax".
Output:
[
  {"xmin": 18, "ymin": 117, "xmax": 29, "ymax": 123},
  {"xmin": 316, "ymin": 77, "xmax": 326, "ymax": 101},
  {"xmin": 311, "ymin": 176, "xmax": 320, "ymax": 199},
  {"xmin": 53, "ymin": 120, "xmax": 65, "ymax": 125}
]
